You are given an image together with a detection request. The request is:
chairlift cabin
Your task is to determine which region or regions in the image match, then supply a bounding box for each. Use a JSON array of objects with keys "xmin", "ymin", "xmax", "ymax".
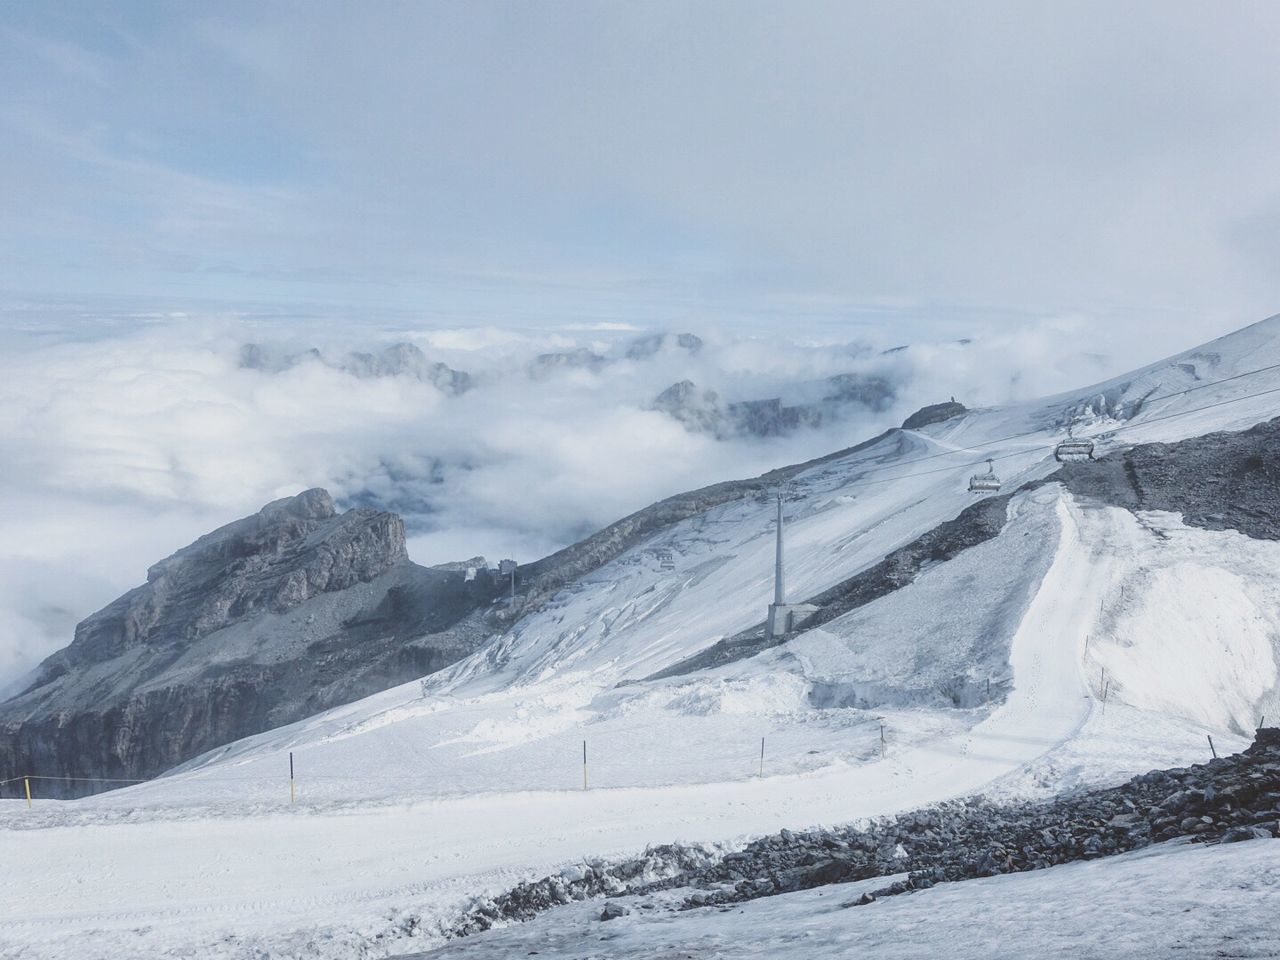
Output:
[
  {"xmin": 968, "ymin": 459, "xmax": 1001, "ymax": 494},
  {"xmin": 1054, "ymin": 437, "xmax": 1095, "ymax": 462}
]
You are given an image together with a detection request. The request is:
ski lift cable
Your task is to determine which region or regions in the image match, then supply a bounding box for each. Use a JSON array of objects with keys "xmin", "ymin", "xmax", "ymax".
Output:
[
  {"xmin": 849, "ymin": 363, "xmax": 1280, "ymax": 483},
  {"xmin": 874, "ymin": 359, "xmax": 1280, "ymax": 478},
  {"xmin": 854, "ymin": 380, "xmax": 1280, "ymax": 489}
]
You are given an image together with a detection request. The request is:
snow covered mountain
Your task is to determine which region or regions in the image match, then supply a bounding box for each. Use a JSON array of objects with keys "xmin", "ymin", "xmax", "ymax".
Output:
[
  {"xmin": 5, "ymin": 314, "xmax": 1280, "ymax": 958},
  {"xmin": 0, "ymin": 489, "xmax": 513, "ymax": 796}
]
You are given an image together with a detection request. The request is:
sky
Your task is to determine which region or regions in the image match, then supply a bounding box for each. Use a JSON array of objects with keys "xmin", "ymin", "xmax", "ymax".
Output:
[
  {"xmin": 2, "ymin": 1, "xmax": 1279, "ymax": 339},
  {"xmin": 2, "ymin": 2, "xmax": 1280, "ymax": 688}
]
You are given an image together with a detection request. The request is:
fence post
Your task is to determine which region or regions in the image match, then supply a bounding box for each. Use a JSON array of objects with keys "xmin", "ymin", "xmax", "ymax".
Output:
[
  {"xmin": 289, "ymin": 752, "xmax": 296, "ymax": 805},
  {"xmin": 880, "ymin": 723, "xmax": 886, "ymax": 759},
  {"xmin": 1207, "ymin": 735, "xmax": 1217, "ymax": 759},
  {"xmin": 759, "ymin": 737, "xmax": 765, "ymax": 778},
  {"xmin": 582, "ymin": 740, "xmax": 588, "ymax": 791},
  {"xmin": 24, "ymin": 776, "xmax": 32, "ymax": 809}
]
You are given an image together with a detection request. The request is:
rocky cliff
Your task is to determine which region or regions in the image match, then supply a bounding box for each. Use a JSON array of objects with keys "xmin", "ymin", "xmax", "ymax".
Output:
[
  {"xmin": 0, "ymin": 421, "xmax": 907, "ymax": 797},
  {"xmin": 0, "ymin": 489, "xmax": 503, "ymax": 796},
  {"xmin": 652, "ymin": 372, "xmax": 896, "ymax": 439}
]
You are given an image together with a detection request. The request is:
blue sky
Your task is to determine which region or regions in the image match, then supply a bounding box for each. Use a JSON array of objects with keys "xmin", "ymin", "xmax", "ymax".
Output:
[{"xmin": 2, "ymin": 1, "xmax": 1280, "ymax": 346}]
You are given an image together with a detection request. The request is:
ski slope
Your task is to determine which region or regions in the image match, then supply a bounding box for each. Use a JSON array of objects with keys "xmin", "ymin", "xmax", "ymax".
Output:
[{"xmin": 5, "ymin": 316, "xmax": 1280, "ymax": 958}]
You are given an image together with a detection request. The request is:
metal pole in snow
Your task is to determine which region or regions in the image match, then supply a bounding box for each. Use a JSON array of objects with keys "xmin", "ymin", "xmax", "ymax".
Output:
[
  {"xmin": 985, "ymin": 678, "xmax": 990, "ymax": 703},
  {"xmin": 1208, "ymin": 735, "xmax": 1218, "ymax": 759},
  {"xmin": 289, "ymin": 752, "xmax": 295, "ymax": 804},
  {"xmin": 774, "ymin": 495, "xmax": 786, "ymax": 606},
  {"xmin": 880, "ymin": 723, "xmax": 886, "ymax": 759},
  {"xmin": 24, "ymin": 776, "xmax": 31, "ymax": 809},
  {"xmin": 759, "ymin": 737, "xmax": 765, "ymax": 778},
  {"xmin": 582, "ymin": 740, "xmax": 588, "ymax": 791}
]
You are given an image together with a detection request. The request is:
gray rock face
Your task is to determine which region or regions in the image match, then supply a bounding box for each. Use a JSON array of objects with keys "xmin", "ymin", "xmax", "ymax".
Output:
[
  {"xmin": 625, "ymin": 332, "xmax": 704, "ymax": 360},
  {"xmin": 437, "ymin": 729, "xmax": 1280, "ymax": 942},
  {"xmin": 0, "ymin": 489, "xmax": 503, "ymax": 797},
  {"xmin": 239, "ymin": 342, "xmax": 472, "ymax": 396},
  {"xmin": 527, "ymin": 348, "xmax": 608, "ymax": 380},
  {"xmin": 902, "ymin": 400, "xmax": 967, "ymax": 430},
  {"xmin": 651, "ymin": 373, "xmax": 896, "ymax": 440},
  {"xmin": 49, "ymin": 489, "xmax": 404, "ymax": 676},
  {"xmin": 341, "ymin": 342, "xmax": 473, "ymax": 396},
  {"xmin": 652, "ymin": 380, "xmax": 727, "ymax": 435},
  {"xmin": 1054, "ymin": 416, "xmax": 1280, "ymax": 540},
  {"xmin": 0, "ymin": 426, "xmax": 902, "ymax": 796}
]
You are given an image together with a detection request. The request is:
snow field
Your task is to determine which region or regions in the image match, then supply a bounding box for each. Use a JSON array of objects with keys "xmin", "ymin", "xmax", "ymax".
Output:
[
  {"xmin": 1, "ymin": 488, "xmax": 1249, "ymax": 959},
  {"xmin": 7, "ymin": 317, "xmax": 1280, "ymax": 956}
]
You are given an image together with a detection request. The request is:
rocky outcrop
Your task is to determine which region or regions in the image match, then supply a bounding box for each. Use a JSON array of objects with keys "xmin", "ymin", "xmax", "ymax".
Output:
[
  {"xmin": 651, "ymin": 373, "xmax": 896, "ymax": 440},
  {"xmin": 341, "ymin": 343, "xmax": 473, "ymax": 395},
  {"xmin": 1054, "ymin": 415, "xmax": 1280, "ymax": 540},
  {"xmin": 902, "ymin": 400, "xmax": 967, "ymax": 430},
  {"xmin": 440, "ymin": 730, "xmax": 1280, "ymax": 938},
  {"xmin": 652, "ymin": 380, "xmax": 727, "ymax": 435},
  {"xmin": 625, "ymin": 332, "xmax": 704, "ymax": 360},
  {"xmin": 527, "ymin": 348, "xmax": 608, "ymax": 380},
  {"xmin": 0, "ymin": 490, "xmax": 504, "ymax": 796},
  {"xmin": 0, "ymin": 428, "xmax": 910, "ymax": 795},
  {"xmin": 679, "ymin": 728, "xmax": 1280, "ymax": 910},
  {"xmin": 44, "ymin": 489, "xmax": 404, "ymax": 677},
  {"xmin": 239, "ymin": 342, "xmax": 472, "ymax": 395}
]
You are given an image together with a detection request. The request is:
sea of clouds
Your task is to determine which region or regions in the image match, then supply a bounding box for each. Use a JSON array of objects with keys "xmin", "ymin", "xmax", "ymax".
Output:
[{"xmin": 0, "ymin": 308, "xmax": 1152, "ymax": 690}]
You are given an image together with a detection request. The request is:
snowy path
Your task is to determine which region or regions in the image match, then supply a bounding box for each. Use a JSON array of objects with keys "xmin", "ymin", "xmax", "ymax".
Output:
[{"xmin": 0, "ymin": 491, "xmax": 1111, "ymax": 959}]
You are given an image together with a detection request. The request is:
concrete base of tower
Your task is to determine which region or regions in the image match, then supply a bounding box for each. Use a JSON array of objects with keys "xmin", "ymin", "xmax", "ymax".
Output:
[{"xmin": 767, "ymin": 602, "xmax": 820, "ymax": 638}]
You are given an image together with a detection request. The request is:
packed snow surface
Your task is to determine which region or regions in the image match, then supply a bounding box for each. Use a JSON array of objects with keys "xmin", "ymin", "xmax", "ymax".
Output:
[{"xmin": 4, "ymin": 317, "xmax": 1280, "ymax": 957}]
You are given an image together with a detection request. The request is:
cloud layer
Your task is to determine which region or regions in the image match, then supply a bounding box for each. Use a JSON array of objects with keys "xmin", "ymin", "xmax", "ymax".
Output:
[{"xmin": 0, "ymin": 308, "xmax": 1172, "ymax": 687}]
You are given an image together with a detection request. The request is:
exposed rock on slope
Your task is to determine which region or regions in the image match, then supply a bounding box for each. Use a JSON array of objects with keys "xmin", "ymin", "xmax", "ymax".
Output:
[
  {"xmin": 902, "ymin": 400, "xmax": 967, "ymax": 430},
  {"xmin": 0, "ymin": 490, "xmax": 503, "ymax": 796},
  {"xmin": 440, "ymin": 729, "xmax": 1280, "ymax": 940},
  {"xmin": 1055, "ymin": 415, "xmax": 1280, "ymax": 540}
]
